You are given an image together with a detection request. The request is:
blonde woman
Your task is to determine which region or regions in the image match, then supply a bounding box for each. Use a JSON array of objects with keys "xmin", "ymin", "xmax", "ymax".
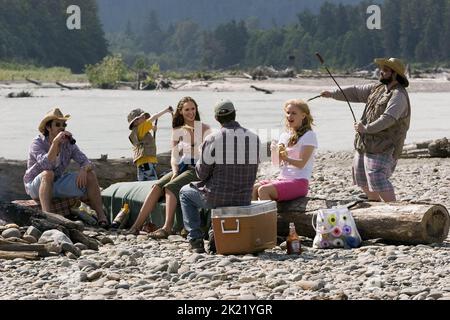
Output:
[
  {"xmin": 253, "ymin": 99, "xmax": 318, "ymax": 201},
  {"xmin": 128, "ymin": 97, "xmax": 210, "ymax": 237}
]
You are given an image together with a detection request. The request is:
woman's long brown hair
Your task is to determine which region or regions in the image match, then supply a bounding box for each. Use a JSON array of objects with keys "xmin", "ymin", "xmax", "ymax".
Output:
[{"xmin": 172, "ymin": 96, "xmax": 201, "ymax": 128}]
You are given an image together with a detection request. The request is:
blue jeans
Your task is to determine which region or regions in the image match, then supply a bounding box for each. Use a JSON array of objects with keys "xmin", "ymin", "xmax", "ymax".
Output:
[
  {"xmin": 137, "ymin": 163, "xmax": 158, "ymax": 181},
  {"xmin": 180, "ymin": 184, "xmax": 212, "ymax": 241}
]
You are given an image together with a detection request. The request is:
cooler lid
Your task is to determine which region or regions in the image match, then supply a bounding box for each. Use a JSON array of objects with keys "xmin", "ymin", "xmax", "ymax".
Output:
[{"xmin": 212, "ymin": 200, "xmax": 277, "ymax": 218}]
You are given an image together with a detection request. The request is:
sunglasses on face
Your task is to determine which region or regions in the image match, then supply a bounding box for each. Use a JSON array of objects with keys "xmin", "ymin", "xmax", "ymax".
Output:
[{"xmin": 54, "ymin": 122, "xmax": 67, "ymax": 128}]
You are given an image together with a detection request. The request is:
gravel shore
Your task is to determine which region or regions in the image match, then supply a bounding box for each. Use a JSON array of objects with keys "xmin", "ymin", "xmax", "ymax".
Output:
[{"xmin": 1, "ymin": 152, "xmax": 449, "ymax": 300}]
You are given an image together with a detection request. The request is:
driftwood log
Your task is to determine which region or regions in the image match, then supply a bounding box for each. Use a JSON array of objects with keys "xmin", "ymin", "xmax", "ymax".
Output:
[
  {"xmin": 25, "ymin": 77, "xmax": 42, "ymax": 86},
  {"xmin": 401, "ymin": 138, "xmax": 449, "ymax": 158},
  {"xmin": 0, "ymin": 250, "xmax": 40, "ymax": 260},
  {"xmin": 56, "ymin": 81, "xmax": 75, "ymax": 90},
  {"xmin": 0, "ymin": 240, "xmax": 54, "ymax": 258},
  {"xmin": 0, "ymin": 157, "xmax": 142, "ymax": 201},
  {"xmin": 0, "ymin": 202, "xmax": 83, "ymax": 233},
  {"xmin": 277, "ymin": 198, "xmax": 450, "ymax": 245},
  {"xmin": 251, "ymin": 66, "xmax": 295, "ymax": 79},
  {"xmin": 250, "ymin": 85, "xmax": 273, "ymax": 94},
  {"xmin": 0, "ymin": 202, "xmax": 101, "ymax": 259},
  {"xmin": 55, "ymin": 82, "xmax": 90, "ymax": 90},
  {"xmin": 69, "ymin": 229, "xmax": 99, "ymax": 251},
  {"xmin": 428, "ymin": 138, "xmax": 449, "ymax": 157}
]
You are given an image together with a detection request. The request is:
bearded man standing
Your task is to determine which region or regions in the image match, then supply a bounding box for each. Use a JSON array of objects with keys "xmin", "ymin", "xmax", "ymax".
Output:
[{"xmin": 321, "ymin": 58, "xmax": 411, "ymax": 202}]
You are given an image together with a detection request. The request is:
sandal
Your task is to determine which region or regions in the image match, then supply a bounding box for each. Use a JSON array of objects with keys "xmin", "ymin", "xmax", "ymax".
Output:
[
  {"xmin": 126, "ymin": 227, "xmax": 140, "ymax": 236},
  {"xmin": 98, "ymin": 220, "xmax": 110, "ymax": 229},
  {"xmin": 149, "ymin": 228, "xmax": 170, "ymax": 239}
]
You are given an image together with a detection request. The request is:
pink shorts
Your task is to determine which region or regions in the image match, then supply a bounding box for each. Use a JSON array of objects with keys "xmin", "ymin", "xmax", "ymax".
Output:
[{"xmin": 259, "ymin": 178, "xmax": 309, "ymax": 201}]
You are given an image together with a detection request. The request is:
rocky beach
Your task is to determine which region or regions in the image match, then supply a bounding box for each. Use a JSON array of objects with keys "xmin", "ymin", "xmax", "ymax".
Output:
[
  {"xmin": 1, "ymin": 152, "xmax": 449, "ymax": 300},
  {"xmin": 2, "ymin": 0, "xmax": 450, "ymax": 304}
]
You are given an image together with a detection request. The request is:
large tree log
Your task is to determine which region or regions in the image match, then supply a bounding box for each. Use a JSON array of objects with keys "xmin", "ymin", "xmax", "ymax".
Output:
[
  {"xmin": 25, "ymin": 77, "xmax": 42, "ymax": 86},
  {"xmin": 55, "ymin": 82, "xmax": 90, "ymax": 90},
  {"xmin": 0, "ymin": 202, "xmax": 36, "ymax": 226},
  {"xmin": 0, "ymin": 156, "xmax": 164, "ymax": 201},
  {"xmin": 277, "ymin": 198, "xmax": 450, "ymax": 244},
  {"xmin": 37, "ymin": 211, "xmax": 83, "ymax": 231},
  {"xmin": 0, "ymin": 242, "xmax": 51, "ymax": 257},
  {"xmin": 250, "ymin": 85, "xmax": 273, "ymax": 94},
  {"xmin": 30, "ymin": 217, "xmax": 70, "ymax": 236},
  {"xmin": 69, "ymin": 229, "xmax": 99, "ymax": 251},
  {"xmin": 0, "ymin": 242, "xmax": 47, "ymax": 252},
  {"xmin": 0, "ymin": 250, "xmax": 40, "ymax": 260},
  {"xmin": 0, "ymin": 202, "xmax": 82, "ymax": 232},
  {"xmin": 1, "ymin": 202, "xmax": 99, "ymax": 253}
]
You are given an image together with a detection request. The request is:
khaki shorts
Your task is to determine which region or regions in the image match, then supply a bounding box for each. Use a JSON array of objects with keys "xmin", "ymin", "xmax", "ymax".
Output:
[{"xmin": 154, "ymin": 168, "xmax": 198, "ymax": 198}]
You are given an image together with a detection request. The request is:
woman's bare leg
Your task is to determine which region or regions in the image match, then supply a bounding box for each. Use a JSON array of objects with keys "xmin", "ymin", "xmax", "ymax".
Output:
[
  {"xmin": 161, "ymin": 189, "xmax": 177, "ymax": 233},
  {"xmin": 129, "ymin": 185, "xmax": 163, "ymax": 233},
  {"xmin": 252, "ymin": 183, "xmax": 261, "ymax": 201},
  {"xmin": 258, "ymin": 184, "xmax": 278, "ymax": 201}
]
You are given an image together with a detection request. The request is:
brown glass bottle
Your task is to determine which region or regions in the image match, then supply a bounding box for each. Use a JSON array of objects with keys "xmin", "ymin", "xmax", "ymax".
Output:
[
  {"xmin": 111, "ymin": 203, "xmax": 130, "ymax": 229},
  {"xmin": 286, "ymin": 222, "xmax": 301, "ymax": 255}
]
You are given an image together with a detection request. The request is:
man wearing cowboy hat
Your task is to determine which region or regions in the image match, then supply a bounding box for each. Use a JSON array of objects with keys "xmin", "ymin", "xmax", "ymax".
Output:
[
  {"xmin": 23, "ymin": 108, "xmax": 109, "ymax": 226},
  {"xmin": 321, "ymin": 57, "xmax": 411, "ymax": 202}
]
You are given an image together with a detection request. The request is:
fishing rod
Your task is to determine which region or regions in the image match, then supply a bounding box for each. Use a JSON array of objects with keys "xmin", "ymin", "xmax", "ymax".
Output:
[
  {"xmin": 153, "ymin": 119, "xmax": 159, "ymax": 140},
  {"xmin": 307, "ymin": 95, "xmax": 322, "ymax": 102},
  {"xmin": 315, "ymin": 52, "xmax": 367, "ymax": 149},
  {"xmin": 153, "ymin": 106, "xmax": 174, "ymax": 140},
  {"xmin": 315, "ymin": 52, "xmax": 357, "ymax": 122}
]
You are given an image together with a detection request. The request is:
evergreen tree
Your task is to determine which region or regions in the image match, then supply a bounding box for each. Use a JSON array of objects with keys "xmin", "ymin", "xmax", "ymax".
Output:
[
  {"xmin": 442, "ymin": 0, "xmax": 450, "ymax": 62},
  {"xmin": 125, "ymin": 20, "xmax": 135, "ymax": 39},
  {"xmin": 141, "ymin": 10, "xmax": 164, "ymax": 54},
  {"xmin": 168, "ymin": 20, "xmax": 202, "ymax": 68},
  {"xmin": 213, "ymin": 20, "xmax": 249, "ymax": 68},
  {"xmin": 399, "ymin": 0, "xmax": 424, "ymax": 61},
  {"xmin": 0, "ymin": 0, "xmax": 108, "ymax": 72},
  {"xmin": 297, "ymin": 9, "xmax": 317, "ymax": 36},
  {"xmin": 415, "ymin": 0, "xmax": 446, "ymax": 62},
  {"xmin": 316, "ymin": 2, "xmax": 338, "ymax": 39},
  {"xmin": 200, "ymin": 31, "xmax": 224, "ymax": 69},
  {"xmin": 382, "ymin": 0, "xmax": 401, "ymax": 57},
  {"xmin": 2, "ymin": 0, "xmax": 449, "ymax": 72}
]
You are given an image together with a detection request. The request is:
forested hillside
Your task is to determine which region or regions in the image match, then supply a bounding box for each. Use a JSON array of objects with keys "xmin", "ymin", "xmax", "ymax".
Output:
[
  {"xmin": 0, "ymin": 0, "xmax": 107, "ymax": 72},
  {"xmin": 97, "ymin": 0, "xmax": 365, "ymax": 32},
  {"xmin": 0, "ymin": 0, "xmax": 448, "ymax": 73},
  {"xmin": 105, "ymin": 0, "xmax": 450, "ymax": 71}
]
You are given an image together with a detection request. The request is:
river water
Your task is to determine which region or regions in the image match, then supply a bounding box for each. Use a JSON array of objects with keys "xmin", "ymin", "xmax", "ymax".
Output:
[{"xmin": 1, "ymin": 87, "xmax": 449, "ymax": 160}]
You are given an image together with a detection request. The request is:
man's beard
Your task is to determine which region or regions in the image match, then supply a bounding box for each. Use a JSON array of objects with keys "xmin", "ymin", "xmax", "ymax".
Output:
[{"xmin": 380, "ymin": 75, "xmax": 394, "ymax": 85}]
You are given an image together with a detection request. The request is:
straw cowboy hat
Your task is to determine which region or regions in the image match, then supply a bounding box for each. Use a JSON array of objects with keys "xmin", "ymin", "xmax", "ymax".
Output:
[
  {"xmin": 127, "ymin": 108, "xmax": 150, "ymax": 130},
  {"xmin": 374, "ymin": 57, "xmax": 409, "ymax": 87},
  {"xmin": 38, "ymin": 108, "xmax": 71, "ymax": 134}
]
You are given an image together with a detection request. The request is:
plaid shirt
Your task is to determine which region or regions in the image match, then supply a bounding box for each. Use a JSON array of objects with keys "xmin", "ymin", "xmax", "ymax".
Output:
[
  {"xmin": 193, "ymin": 121, "xmax": 260, "ymax": 208},
  {"xmin": 23, "ymin": 135, "xmax": 92, "ymax": 191}
]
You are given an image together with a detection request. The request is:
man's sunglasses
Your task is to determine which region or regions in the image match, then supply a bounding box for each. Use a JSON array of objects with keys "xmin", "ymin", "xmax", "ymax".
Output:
[{"xmin": 54, "ymin": 122, "xmax": 67, "ymax": 128}]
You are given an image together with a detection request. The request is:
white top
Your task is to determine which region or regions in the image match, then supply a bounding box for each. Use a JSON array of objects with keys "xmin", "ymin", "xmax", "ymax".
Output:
[
  {"xmin": 172, "ymin": 121, "xmax": 203, "ymax": 163},
  {"xmin": 277, "ymin": 130, "xmax": 318, "ymax": 181}
]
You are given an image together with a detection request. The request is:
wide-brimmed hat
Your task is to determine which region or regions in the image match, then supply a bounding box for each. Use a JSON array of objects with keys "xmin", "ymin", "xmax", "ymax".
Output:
[
  {"xmin": 128, "ymin": 108, "xmax": 150, "ymax": 130},
  {"xmin": 374, "ymin": 57, "xmax": 409, "ymax": 87},
  {"xmin": 38, "ymin": 108, "xmax": 71, "ymax": 134}
]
